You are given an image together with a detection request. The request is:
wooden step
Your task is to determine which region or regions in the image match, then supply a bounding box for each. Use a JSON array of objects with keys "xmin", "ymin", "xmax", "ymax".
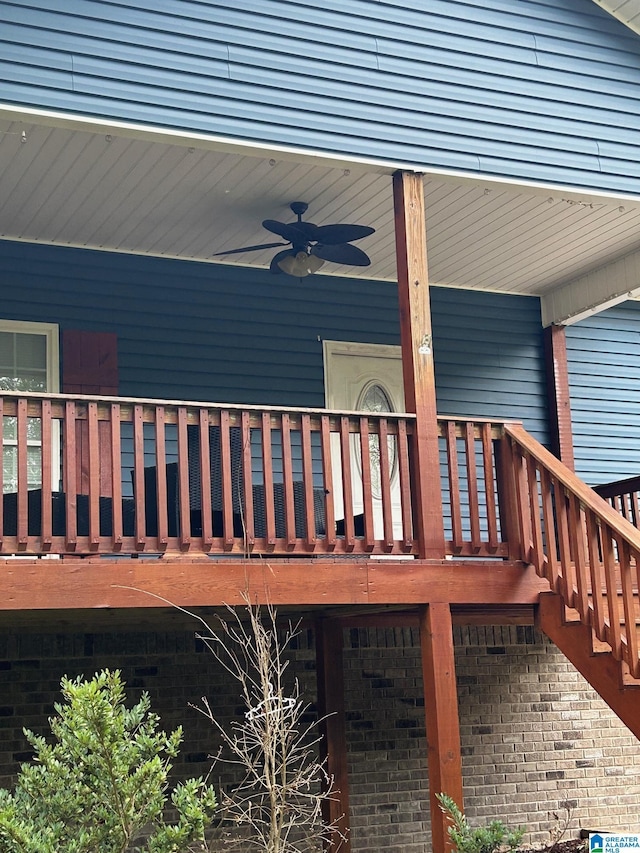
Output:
[{"xmin": 621, "ymin": 659, "xmax": 640, "ymax": 688}]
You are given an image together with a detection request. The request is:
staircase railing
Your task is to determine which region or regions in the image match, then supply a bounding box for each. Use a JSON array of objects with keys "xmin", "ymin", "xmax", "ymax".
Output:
[{"xmin": 502, "ymin": 423, "xmax": 640, "ymax": 679}]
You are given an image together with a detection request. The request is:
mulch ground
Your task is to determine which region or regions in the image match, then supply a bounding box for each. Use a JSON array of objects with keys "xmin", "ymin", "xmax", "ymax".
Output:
[{"xmin": 522, "ymin": 840, "xmax": 586, "ymax": 853}]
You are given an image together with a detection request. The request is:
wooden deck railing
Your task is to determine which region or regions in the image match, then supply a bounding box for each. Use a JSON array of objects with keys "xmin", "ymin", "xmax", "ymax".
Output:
[
  {"xmin": 594, "ymin": 475, "xmax": 640, "ymax": 527},
  {"xmin": 438, "ymin": 416, "xmax": 509, "ymax": 558},
  {"xmin": 0, "ymin": 392, "xmax": 515, "ymax": 559},
  {"xmin": 502, "ymin": 424, "xmax": 640, "ymax": 679}
]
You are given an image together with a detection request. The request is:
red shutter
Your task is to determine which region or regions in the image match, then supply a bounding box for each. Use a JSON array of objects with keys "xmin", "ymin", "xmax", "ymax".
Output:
[
  {"xmin": 62, "ymin": 329, "xmax": 118, "ymax": 395},
  {"xmin": 62, "ymin": 330, "xmax": 119, "ymax": 496}
]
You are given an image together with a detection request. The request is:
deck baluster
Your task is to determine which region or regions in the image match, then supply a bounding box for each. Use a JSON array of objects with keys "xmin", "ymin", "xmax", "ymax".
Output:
[
  {"xmin": 397, "ymin": 419, "xmax": 413, "ymax": 550},
  {"xmin": 87, "ymin": 402, "xmax": 101, "ymax": 549},
  {"xmin": 261, "ymin": 412, "xmax": 276, "ymax": 549},
  {"xmin": 525, "ymin": 454, "xmax": 545, "ymax": 574},
  {"xmin": 602, "ymin": 527, "xmax": 622, "ymax": 658},
  {"xmin": 177, "ymin": 407, "xmax": 191, "ymax": 550},
  {"xmin": 198, "ymin": 409, "xmax": 213, "ymax": 548},
  {"xmin": 40, "ymin": 399, "xmax": 53, "ymax": 550},
  {"xmin": 110, "ymin": 404, "xmax": 123, "ymax": 551},
  {"xmin": 378, "ymin": 417, "xmax": 394, "ymax": 552},
  {"xmin": 339, "ymin": 416, "xmax": 355, "ymax": 551},
  {"xmin": 241, "ymin": 411, "xmax": 255, "ymax": 546},
  {"xmin": 464, "ymin": 422, "xmax": 481, "ymax": 553},
  {"xmin": 219, "ymin": 409, "xmax": 235, "ymax": 551},
  {"xmin": 0, "ymin": 400, "xmax": 3, "ymax": 546},
  {"xmin": 358, "ymin": 417, "xmax": 375, "ymax": 551},
  {"xmin": 539, "ymin": 467, "xmax": 559, "ymax": 591},
  {"xmin": 481, "ymin": 423, "xmax": 499, "ymax": 552},
  {"xmin": 154, "ymin": 406, "xmax": 169, "ymax": 550},
  {"xmin": 568, "ymin": 492, "xmax": 590, "ymax": 621},
  {"xmin": 555, "ymin": 479, "xmax": 574, "ymax": 608},
  {"xmin": 445, "ymin": 421, "xmax": 463, "ymax": 552},
  {"xmin": 132, "ymin": 404, "xmax": 146, "ymax": 550},
  {"xmin": 320, "ymin": 415, "xmax": 336, "ymax": 551},
  {"xmin": 301, "ymin": 414, "xmax": 317, "ymax": 551},
  {"xmin": 63, "ymin": 401, "xmax": 78, "ymax": 551},
  {"xmin": 619, "ymin": 540, "xmax": 639, "ymax": 677},
  {"xmin": 281, "ymin": 413, "xmax": 297, "ymax": 549}
]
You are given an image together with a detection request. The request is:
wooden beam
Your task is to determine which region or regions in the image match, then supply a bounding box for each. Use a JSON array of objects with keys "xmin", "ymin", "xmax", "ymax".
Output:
[
  {"xmin": 0, "ymin": 603, "xmax": 538, "ymax": 635},
  {"xmin": 420, "ymin": 603, "xmax": 463, "ymax": 853},
  {"xmin": 543, "ymin": 324, "xmax": 575, "ymax": 471},
  {"xmin": 393, "ymin": 171, "xmax": 445, "ymax": 559},
  {"xmin": 327, "ymin": 604, "xmax": 536, "ymax": 628},
  {"xmin": 0, "ymin": 558, "xmax": 550, "ymax": 610},
  {"xmin": 316, "ymin": 619, "xmax": 351, "ymax": 852},
  {"xmin": 365, "ymin": 560, "xmax": 548, "ymax": 604}
]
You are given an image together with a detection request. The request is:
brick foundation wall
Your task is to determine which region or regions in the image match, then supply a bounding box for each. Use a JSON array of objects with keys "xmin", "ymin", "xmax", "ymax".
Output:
[
  {"xmin": 344, "ymin": 627, "xmax": 430, "ymax": 853},
  {"xmin": 455, "ymin": 625, "xmax": 640, "ymax": 839},
  {"xmin": 1, "ymin": 620, "xmax": 639, "ymax": 851}
]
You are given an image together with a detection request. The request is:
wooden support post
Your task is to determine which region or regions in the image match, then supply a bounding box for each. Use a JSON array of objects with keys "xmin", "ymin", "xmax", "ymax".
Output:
[
  {"xmin": 393, "ymin": 171, "xmax": 445, "ymax": 558},
  {"xmin": 420, "ymin": 603, "xmax": 463, "ymax": 853},
  {"xmin": 315, "ymin": 618, "xmax": 351, "ymax": 852},
  {"xmin": 543, "ymin": 324, "xmax": 575, "ymax": 471},
  {"xmin": 495, "ymin": 433, "xmax": 525, "ymax": 562}
]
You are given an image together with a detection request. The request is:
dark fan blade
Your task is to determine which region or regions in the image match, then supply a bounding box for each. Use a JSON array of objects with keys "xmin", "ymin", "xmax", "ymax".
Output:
[
  {"xmin": 262, "ymin": 219, "xmax": 311, "ymax": 244},
  {"xmin": 288, "ymin": 220, "xmax": 321, "ymax": 241},
  {"xmin": 269, "ymin": 248, "xmax": 294, "ymax": 274},
  {"xmin": 312, "ymin": 242, "xmax": 371, "ymax": 266},
  {"xmin": 311, "ymin": 224, "xmax": 375, "ymax": 244},
  {"xmin": 213, "ymin": 240, "xmax": 288, "ymax": 256}
]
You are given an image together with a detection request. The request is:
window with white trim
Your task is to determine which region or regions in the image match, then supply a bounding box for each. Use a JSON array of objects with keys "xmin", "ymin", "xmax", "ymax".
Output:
[{"xmin": 0, "ymin": 321, "xmax": 59, "ymax": 492}]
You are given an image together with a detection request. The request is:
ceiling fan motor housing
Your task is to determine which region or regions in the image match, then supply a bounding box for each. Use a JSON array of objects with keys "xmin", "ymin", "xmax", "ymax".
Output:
[{"xmin": 289, "ymin": 201, "xmax": 308, "ymax": 218}]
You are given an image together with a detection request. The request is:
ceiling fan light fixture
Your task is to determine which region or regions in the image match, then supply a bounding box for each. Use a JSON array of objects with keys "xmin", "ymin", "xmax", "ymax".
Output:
[{"xmin": 278, "ymin": 250, "xmax": 324, "ymax": 277}]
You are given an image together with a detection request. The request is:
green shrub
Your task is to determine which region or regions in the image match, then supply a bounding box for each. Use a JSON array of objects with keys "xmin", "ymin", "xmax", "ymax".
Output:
[
  {"xmin": 437, "ymin": 792, "xmax": 525, "ymax": 853},
  {"xmin": 0, "ymin": 669, "xmax": 216, "ymax": 853}
]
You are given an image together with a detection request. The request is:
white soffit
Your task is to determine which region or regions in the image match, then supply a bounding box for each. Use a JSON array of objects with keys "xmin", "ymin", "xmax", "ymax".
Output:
[
  {"xmin": 592, "ymin": 0, "xmax": 640, "ymax": 35},
  {"xmin": 540, "ymin": 247, "xmax": 640, "ymax": 326},
  {"xmin": 2, "ymin": 109, "xmax": 640, "ymax": 318}
]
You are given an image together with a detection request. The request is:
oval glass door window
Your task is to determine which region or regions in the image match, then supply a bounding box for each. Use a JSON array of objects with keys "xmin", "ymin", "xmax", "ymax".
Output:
[{"xmin": 356, "ymin": 381, "xmax": 397, "ymax": 499}]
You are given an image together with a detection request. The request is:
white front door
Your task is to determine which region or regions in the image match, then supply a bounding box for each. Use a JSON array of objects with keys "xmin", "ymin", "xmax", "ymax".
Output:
[{"xmin": 323, "ymin": 340, "xmax": 404, "ymax": 539}]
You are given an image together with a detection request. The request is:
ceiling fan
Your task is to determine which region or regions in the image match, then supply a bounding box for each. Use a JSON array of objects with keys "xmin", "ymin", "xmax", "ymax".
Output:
[{"xmin": 213, "ymin": 201, "xmax": 375, "ymax": 277}]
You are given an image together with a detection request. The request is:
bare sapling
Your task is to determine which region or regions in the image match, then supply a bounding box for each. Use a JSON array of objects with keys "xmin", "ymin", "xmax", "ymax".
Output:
[{"xmin": 193, "ymin": 598, "xmax": 345, "ymax": 853}]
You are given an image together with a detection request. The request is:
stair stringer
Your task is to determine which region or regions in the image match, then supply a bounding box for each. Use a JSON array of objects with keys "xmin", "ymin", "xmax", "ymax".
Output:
[{"xmin": 537, "ymin": 591, "xmax": 640, "ymax": 741}]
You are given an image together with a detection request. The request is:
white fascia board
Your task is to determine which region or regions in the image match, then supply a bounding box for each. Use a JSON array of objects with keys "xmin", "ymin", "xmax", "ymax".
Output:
[{"xmin": 541, "ymin": 248, "xmax": 640, "ymax": 326}]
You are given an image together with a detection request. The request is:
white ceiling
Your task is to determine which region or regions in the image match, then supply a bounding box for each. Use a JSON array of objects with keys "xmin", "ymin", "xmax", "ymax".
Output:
[{"xmin": 2, "ymin": 108, "xmax": 640, "ymax": 325}]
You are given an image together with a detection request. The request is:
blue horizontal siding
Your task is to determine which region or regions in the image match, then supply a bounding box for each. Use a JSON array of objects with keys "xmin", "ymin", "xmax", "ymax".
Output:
[
  {"xmin": 1, "ymin": 0, "xmax": 640, "ymax": 192},
  {"xmin": 431, "ymin": 288, "xmax": 548, "ymax": 441},
  {"xmin": 0, "ymin": 240, "xmax": 548, "ymax": 444},
  {"xmin": 567, "ymin": 301, "xmax": 640, "ymax": 485}
]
